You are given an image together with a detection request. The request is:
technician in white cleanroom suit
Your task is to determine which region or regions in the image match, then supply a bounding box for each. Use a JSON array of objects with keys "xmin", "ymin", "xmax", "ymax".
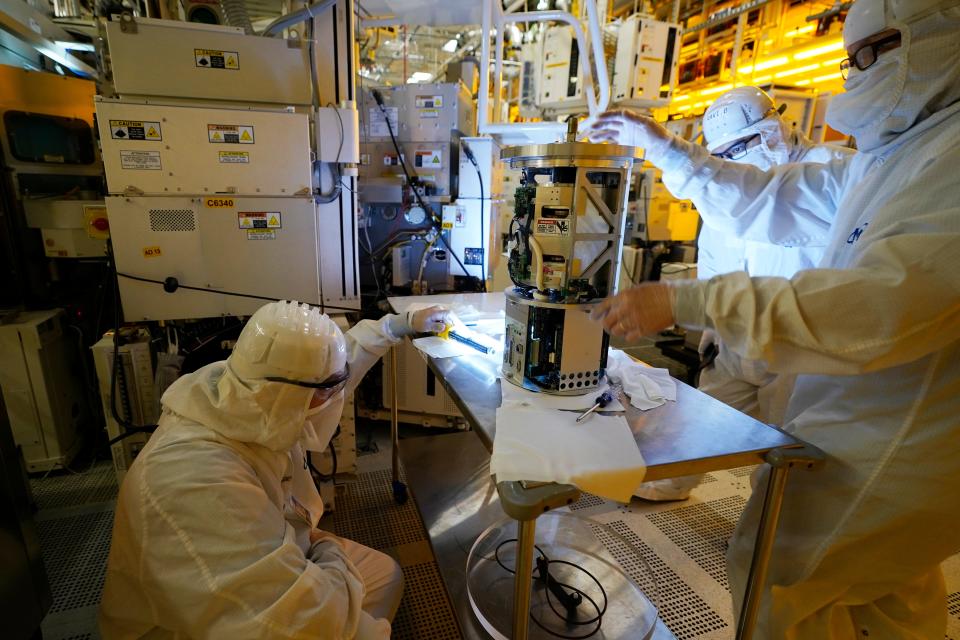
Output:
[
  {"xmin": 589, "ymin": 0, "xmax": 960, "ymax": 635},
  {"xmin": 99, "ymin": 301, "xmax": 449, "ymax": 639},
  {"xmin": 636, "ymin": 87, "xmax": 854, "ymax": 502}
]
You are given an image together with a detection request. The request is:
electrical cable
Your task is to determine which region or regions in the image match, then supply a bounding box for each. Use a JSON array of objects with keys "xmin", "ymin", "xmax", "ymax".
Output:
[
  {"xmin": 371, "ymin": 90, "xmax": 482, "ymax": 291},
  {"xmin": 115, "ymin": 272, "xmax": 359, "ymax": 313},
  {"xmin": 493, "ymin": 538, "xmax": 609, "ymax": 639}
]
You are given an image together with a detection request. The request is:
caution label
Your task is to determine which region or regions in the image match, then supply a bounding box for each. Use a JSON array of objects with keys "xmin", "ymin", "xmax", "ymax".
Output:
[
  {"xmin": 195, "ymin": 48, "xmax": 240, "ymax": 70},
  {"xmin": 414, "ymin": 149, "xmax": 442, "ymax": 169},
  {"xmin": 238, "ymin": 211, "xmax": 281, "ymax": 229},
  {"xmin": 535, "ymin": 218, "xmax": 571, "ymax": 236},
  {"xmin": 208, "ymin": 124, "xmax": 255, "ymax": 144},
  {"xmin": 218, "ymin": 151, "xmax": 250, "ymax": 164},
  {"xmin": 204, "ymin": 197, "xmax": 235, "ymax": 208},
  {"xmin": 120, "ymin": 150, "xmax": 162, "ymax": 170},
  {"xmin": 110, "ymin": 120, "xmax": 162, "ymax": 141},
  {"xmin": 246, "ymin": 229, "xmax": 276, "ymax": 240},
  {"xmin": 142, "ymin": 246, "xmax": 163, "ymax": 258},
  {"xmin": 419, "ymin": 109, "xmax": 440, "ymax": 119},
  {"xmin": 415, "ymin": 95, "xmax": 443, "ymax": 109}
]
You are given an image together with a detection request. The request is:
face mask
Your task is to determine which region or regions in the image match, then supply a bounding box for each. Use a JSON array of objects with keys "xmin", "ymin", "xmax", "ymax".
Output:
[
  {"xmin": 826, "ymin": 23, "xmax": 910, "ymax": 151},
  {"xmin": 301, "ymin": 391, "xmax": 344, "ymax": 452},
  {"xmin": 737, "ymin": 145, "xmax": 782, "ymax": 171}
]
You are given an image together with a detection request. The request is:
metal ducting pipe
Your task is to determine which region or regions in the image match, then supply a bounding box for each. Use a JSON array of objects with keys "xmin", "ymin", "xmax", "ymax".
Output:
[
  {"xmin": 220, "ymin": 0, "xmax": 254, "ymax": 34},
  {"xmin": 261, "ymin": 0, "xmax": 337, "ymax": 37}
]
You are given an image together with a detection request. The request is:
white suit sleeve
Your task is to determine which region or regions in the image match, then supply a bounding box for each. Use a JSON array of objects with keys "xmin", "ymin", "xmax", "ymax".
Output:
[
  {"xmin": 658, "ymin": 137, "xmax": 849, "ymax": 247},
  {"xmin": 342, "ymin": 317, "xmax": 407, "ymax": 395},
  {"xmin": 671, "ymin": 187, "xmax": 960, "ymax": 376},
  {"xmin": 137, "ymin": 442, "xmax": 390, "ymax": 639}
]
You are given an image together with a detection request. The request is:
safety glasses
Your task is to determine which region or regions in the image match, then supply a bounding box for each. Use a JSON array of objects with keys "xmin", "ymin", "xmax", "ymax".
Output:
[
  {"xmin": 712, "ymin": 133, "xmax": 762, "ymax": 161},
  {"xmin": 840, "ymin": 29, "xmax": 902, "ymax": 80},
  {"xmin": 265, "ymin": 364, "xmax": 351, "ymax": 390}
]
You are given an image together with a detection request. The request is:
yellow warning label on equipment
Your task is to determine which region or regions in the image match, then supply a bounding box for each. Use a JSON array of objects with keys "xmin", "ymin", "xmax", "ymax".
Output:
[
  {"xmin": 194, "ymin": 48, "xmax": 240, "ymax": 70},
  {"xmin": 414, "ymin": 149, "xmax": 442, "ymax": 169},
  {"xmin": 218, "ymin": 151, "xmax": 250, "ymax": 164},
  {"xmin": 110, "ymin": 120, "xmax": 162, "ymax": 141},
  {"xmin": 208, "ymin": 124, "xmax": 255, "ymax": 144},
  {"xmin": 238, "ymin": 211, "xmax": 281, "ymax": 229},
  {"xmin": 142, "ymin": 246, "xmax": 162, "ymax": 258},
  {"xmin": 204, "ymin": 197, "xmax": 235, "ymax": 208}
]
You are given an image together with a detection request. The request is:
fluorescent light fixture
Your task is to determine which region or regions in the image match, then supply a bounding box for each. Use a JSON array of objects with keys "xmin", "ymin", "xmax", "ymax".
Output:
[
  {"xmin": 821, "ymin": 56, "xmax": 846, "ymax": 67},
  {"xmin": 442, "ymin": 38, "xmax": 459, "ymax": 53},
  {"xmin": 700, "ymin": 83, "xmax": 733, "ymax": 96},
  {"xmin": 672, "ymin": 94, "xmax": 690, "ymax": 102},
  {"xmin": 751, "ymin": 75, "xmax": 772, "ymax": 84},
  {"xmin": 794, "ymin": 39, "xmax": 844, "ymax": 60},
  {"xmin": 738, "ymin": 56, "xmax": 790, "ymax": 74},
  {"xmin": 774, "ymin": 63, "xmax": 820, "ymax": 78},
  {"xmin": 795, "ymin": 79, "xmax": 812, "ymax": 85},
  {"xmin": 407, "ymin": 71, "xmax": 433, "ymax": 83},
  {"xmin": 813, "ymin": 72, "xmax": 841, "ymax": 83},
  {"xmin": 785, "ymin": 25, "xmax": 815, "ymax": 38}
]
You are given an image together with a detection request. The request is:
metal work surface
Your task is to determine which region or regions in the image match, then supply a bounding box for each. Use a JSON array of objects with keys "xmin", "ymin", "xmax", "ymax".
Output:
[
  {"xmin": 400, "ymin": 431, "xmax": 678, "ymax": 640},
  {"xmin": 389, "ymin": 293, "xmax": 798, "ymax": 480}
]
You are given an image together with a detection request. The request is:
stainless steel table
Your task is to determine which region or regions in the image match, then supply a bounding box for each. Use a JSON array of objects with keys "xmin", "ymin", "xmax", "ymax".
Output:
[{"xmin": 388, "ymin": 293, "xmax": 821, "ymax": 640}]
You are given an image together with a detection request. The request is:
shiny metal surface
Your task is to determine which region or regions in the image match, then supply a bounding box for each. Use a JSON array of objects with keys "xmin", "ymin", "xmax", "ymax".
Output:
[
  {"xmin": 390, "ymin": 293, "xmax": 799, "ymax": 479},
  {"xmin": 500, "ymin": 141, "xmax": 642, "ymax": 167},
  {"xmin": 400, "ymin": 432, "xmax": 679, "ymax": 640}
]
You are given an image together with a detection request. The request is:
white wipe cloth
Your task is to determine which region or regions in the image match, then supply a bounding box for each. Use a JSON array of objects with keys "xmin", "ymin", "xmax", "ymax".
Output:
[
  {"xmin": 499, "ymin": 379, "xmax": 626, "ymax": 413},
  {"xmin": 490, "ymin": 406, "xmax": 646, "ymax": 503},
  {"xmin": 606, "ymin": 349, "xmax": 677, "ymax": 410}
]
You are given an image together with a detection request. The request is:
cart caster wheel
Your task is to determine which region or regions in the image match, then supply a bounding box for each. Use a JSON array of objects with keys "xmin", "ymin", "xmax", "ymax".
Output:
[{"xmin": 392, "ymin": 480, "xmax": 408, "ymax": 505}]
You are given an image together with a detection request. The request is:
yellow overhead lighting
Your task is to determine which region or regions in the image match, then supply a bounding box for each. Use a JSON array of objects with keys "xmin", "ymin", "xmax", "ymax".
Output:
[
  {"xmin": 672, "ymin": 94, "xmax": 690, "ymax": 102},
  {"xmin": 700, "ymin": 83, "xmax": 733, "ymax": 96},
  {"xmin": 794, "ymin": 39, "xmax": 844, "ymax": 60},
  {"xmin": 675, "ymin": 104, "xmax": 693, "ymax": 112},
  {"xmin": 822, "ymin": 56, "xmax": 846, "ymax": 68},
  {"xmin": 738, "ymin": 56, "xmax": 790, "ymax": 74},
  {"xmin": 774, "ymin": 63, "xmax": 821, "ymax": 78},
  {"xmin": 763, "ymin": 39, "xmax": 774, "ymax": 46},
  {"xmin": 692, "ymin": 101, "xmax": 706, "ymax": 109},
  {"xmin": 795, "ymin": 79, "xmax": 812, "ymax": 85},
  {"xmin": 785, "ymin": 25, "xmax": 816, "ymax": 38},
  {"xmin": 813, "ymin": 72, "xmax": 842, "ymax": 83},
  {"xmin": 751, "ymin": 75, "xmax": 772, "ymax": 84}
]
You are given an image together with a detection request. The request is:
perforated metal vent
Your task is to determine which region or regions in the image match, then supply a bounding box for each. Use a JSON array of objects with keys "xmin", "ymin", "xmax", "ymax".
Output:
[
  {"xmin": 149, "ymin": 208, "xmax": 196, "ymax": 232},
  {"xmin": 37, "ymin": 510, "xmax": 115, "ymax": 613},
  {"xmin": 597, "ymin": 520, "xmax": 728, "ymax": 639},
  {"xmin": 330, "ymin": 468, "xmax": 427, "ymax": 549}
]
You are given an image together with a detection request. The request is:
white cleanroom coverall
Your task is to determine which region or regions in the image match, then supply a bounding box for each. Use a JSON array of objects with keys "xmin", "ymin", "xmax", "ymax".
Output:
[
  {"xmin": 658, "ymin": 3, "xmax": 960, "ymax": 636},
  {"xmin": 99, "ymin": 304, "xmax": 444, "ymax": 639}
]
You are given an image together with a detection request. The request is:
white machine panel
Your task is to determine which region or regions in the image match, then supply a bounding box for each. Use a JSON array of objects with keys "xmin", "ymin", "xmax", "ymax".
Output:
[
  {"xmin": 612, "ymin": 16, "xmax": 681, "ymax": 108},
  {"xmin": 103, "ymin": 17, "xmax": 312, "ymax": 105},
  {"xmin": 96, "ymin": 99, "xmax": 312, "ymax": 196},
  {"xmin": 107, "ymin": 196, "xmax": 321, "ymax": 320},
  {"xmin": 538, "ymin": 26, "xmax": 585, "ymax": 113}
]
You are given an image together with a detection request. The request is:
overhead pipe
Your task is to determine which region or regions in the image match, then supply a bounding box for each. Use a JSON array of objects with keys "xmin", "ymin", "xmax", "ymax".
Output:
[{"xmin": 261, "ymin": 0, "xmax": 338, "ymax": 37}]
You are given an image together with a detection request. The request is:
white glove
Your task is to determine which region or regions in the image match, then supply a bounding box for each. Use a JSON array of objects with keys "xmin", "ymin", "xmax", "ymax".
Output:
[
  {"xmin": 586, "ymin": 109, "xmax": 676, "ymax": 162},
  {"xmin": 698, "ymin": 329, "xmax": 717, "ymax": 356},
  {"xmin": 406, "ymin": 305, "xmax": 451, "ymax": 334}
]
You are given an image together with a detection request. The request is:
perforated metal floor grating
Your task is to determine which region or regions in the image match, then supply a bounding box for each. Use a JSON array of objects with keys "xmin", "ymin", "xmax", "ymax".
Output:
[
  {"xmin": 330, "ymin": 468, "xmax": 429, "ymax": 549},
  {"xmin": 391, "ymin": 562, "xmax": 462, "ymax": 639},
  {"xmin": 569, "ymin": 492, "xmax": 607, "ymax": 511},
  {"xmin": 646, "ymin": 496, "xmax": 746, "ymax": 589},
  {"xmin": 601, "ymin": 520, "xmax": 729, "ymax": 640},
  {"xmin": 37, "ymin": 510, "xmax": 115, "ymax": 614},
  {"xmin": 727, "ymin": 466, "xmax": 757, "ymax": 478},
  {"xmin": 31, "ymin": 462, "xmax": 119, "ymax": 510}
]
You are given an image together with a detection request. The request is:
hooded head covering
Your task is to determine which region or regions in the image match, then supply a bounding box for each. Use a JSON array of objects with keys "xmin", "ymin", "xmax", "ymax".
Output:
[
  {"xmin": 161, "ymin": 301, "xmax": 348, "ymax": 453},
  {"xmin": 826, "ymin": 0, "xmax": 960, "ymax": 152},
  {"xmin": 703, "ymin": 86, "xmax": 794, "ymax": 170}
]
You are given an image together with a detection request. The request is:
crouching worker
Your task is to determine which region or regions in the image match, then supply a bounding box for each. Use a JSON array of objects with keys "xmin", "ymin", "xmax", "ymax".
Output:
[{"xmin": 99, "ymin": 301, "xmax": 449, "ymax": 639}]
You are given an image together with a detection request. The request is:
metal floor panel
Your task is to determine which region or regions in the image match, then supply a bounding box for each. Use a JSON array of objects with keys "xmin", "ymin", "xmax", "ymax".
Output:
[{"xmin": 31, "ymin": 461, "xmax": 119, "ymax": 511}]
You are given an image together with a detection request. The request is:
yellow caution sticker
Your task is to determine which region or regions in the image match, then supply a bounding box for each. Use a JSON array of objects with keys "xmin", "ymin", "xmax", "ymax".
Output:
[
  {"xmin": 218, "ymin": 151, "xmax": 250, "ymax": 164},
  {"xmin": 208, "ymin": 124, "xmax": 255, "ymax": 144},
  {"xmin": 142, "ymin": 246, "xmax": 162, "ymax": 258},
  {"xmin": 238, "ymin": 211, "xmax": 281, "ymax": 229},
  {"xmin": 195, "ymin": 48, "xmax": 240, "ymax": 70},
  {"xmin": 110, "ymin": 119, "xmax": 162, "ymax": 141},
  {"xmin": 204, "ymin": 197, "xmax": 235, "ymax": 208}
]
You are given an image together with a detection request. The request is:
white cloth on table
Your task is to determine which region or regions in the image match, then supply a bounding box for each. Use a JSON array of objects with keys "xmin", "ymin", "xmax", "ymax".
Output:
[{"xmin": 605, "ymin": 348, "xmax": 677, "ymax": 410}]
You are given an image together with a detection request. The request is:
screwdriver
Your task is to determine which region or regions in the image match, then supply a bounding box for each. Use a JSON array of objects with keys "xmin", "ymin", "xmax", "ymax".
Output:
[{"xmin": 576, "ymin": 389, "xmax": 615, "ymax": 423}]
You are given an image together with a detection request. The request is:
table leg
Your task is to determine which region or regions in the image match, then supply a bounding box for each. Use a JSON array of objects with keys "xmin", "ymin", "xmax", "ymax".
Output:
[
  {"xmin": 390, "ymin": 344, "xmax": 407, "ymax": 504},
  {"xmin": 512, "ymin": 518, "xmax": 537, "ymax": 640},
  {"xmin": 735, "ymin": 463, "xmax": 789, "ymax": 640}
]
